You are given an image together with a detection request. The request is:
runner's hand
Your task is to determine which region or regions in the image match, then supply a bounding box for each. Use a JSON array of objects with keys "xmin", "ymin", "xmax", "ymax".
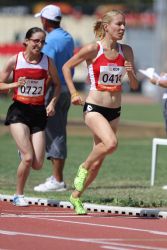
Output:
[
  {"xmin": 71, "ymin": 92, "xmax": 84, "ymax": 105},
  {"xmin": 17, "ymin": 77, "xmax": 26, "ymax": 87}
]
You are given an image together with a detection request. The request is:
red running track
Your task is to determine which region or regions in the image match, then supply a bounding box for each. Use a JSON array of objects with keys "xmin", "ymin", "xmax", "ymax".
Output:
[{"xmin": 0, "ymin": 201, "xmax": 167, "ymax": 250}]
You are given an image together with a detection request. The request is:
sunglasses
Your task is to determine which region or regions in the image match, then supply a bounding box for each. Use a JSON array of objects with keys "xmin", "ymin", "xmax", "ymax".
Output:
[{"xmin": 29, "ymin": 38, "xmax": 45, "ymax": 45}]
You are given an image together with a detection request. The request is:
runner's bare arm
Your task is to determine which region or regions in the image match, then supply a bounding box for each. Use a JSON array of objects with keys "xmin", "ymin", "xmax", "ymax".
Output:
[
  {"xmin": 0, "ymin": 55, "xmax": 17, "ymax": 82},
  {"xmin": 46, "ymin": 58, "xmax": 61, "ymax": 116},
  {"xmin": 0, "ymin": 55, "xmax": 26, "ymax": 91},
  {"xmin": 62, "ymin": 43, "xmax": 98, "ymax": 105},
  {"xmin": 122, "ymin": 44, "xmax": 138, "ymax": 90}
]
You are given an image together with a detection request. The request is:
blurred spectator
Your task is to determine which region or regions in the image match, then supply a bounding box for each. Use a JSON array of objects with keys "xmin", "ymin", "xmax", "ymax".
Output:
[{"xmin": 33, "ymin": 4, "xmax": 75, "ymax": 192}]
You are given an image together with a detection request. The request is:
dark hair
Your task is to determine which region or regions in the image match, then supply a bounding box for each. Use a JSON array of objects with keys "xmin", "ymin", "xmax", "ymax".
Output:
[
  {"xmin": 25, "ymin": 27, "xmax": 45, "ymax": 39},
  {"xmin": 47, "ymin": 19, "xmax": 61, "ymax": 28}
]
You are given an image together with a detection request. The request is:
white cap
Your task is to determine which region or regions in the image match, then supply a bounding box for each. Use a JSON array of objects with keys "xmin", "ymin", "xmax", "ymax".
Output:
[{"xmin": 34, "ymin": 5, "xmax": 62, "ymax": 22}]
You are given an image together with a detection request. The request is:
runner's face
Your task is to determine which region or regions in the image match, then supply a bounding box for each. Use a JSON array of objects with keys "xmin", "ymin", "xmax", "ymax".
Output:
[
  {"xmin": 106, "ymin": 14, "xmax": 125, "ymax": 41},
  {"xmin": 26, "ymin": 32, "xmax": 46, "ymax": 54}
]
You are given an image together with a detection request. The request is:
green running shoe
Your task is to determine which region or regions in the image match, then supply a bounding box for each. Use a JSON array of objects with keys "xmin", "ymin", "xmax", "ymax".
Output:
[
  {"xmin": 74, "ymin": 164, "xmax": 88, "ymax": 192},
  {"xmin": 70, "ymin": 195, "xmax": 87, "ymax": 215}
]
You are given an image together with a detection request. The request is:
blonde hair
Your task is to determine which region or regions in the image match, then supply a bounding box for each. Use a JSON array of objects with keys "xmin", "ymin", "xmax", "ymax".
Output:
[{"xmin": 94, "ymin": 10, "xmax": 124, "ymax": 39}]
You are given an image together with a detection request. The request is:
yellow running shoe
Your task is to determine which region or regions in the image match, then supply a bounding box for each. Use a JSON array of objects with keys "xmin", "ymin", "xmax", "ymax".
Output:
[
  {"xmin": 70, "ymin": 195, "xmax": 87, "ymax": 215},
  {"xmin": 74, "ymin": 164, "xmax": 88, "ymax": 192}
]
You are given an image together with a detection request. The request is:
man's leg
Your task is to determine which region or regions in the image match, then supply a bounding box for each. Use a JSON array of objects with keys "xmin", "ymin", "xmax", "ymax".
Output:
[
  {"xmin": 51, "ymin": 158, "xmax": 65, "ymax": 182},
  {"xmin": 34, "ymin": 91, "xmax": 70, "ymax": 192},
  {"xmin": 45, "ymin": 91, "xmax": 70, "ymax": 183}
]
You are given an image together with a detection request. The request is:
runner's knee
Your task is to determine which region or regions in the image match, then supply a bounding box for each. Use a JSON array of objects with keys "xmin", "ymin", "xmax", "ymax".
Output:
[
  {"xmin": 32, "ymin": 160, "xmax": 43, "ymax": 170},
  {"xmin": 104, "ymin": 139, "xmax": 118, "ymax": 155},
  {"xmin": 22, "ymin": 153, "xmax": 33, "ymax": 167}
]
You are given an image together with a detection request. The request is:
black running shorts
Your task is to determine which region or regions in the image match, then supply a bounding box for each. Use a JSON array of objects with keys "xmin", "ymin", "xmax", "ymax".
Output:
[
  {"xmin": 5, "ymin": 101, "xmax": 47, "ymax": 134},
  {"xmin": 83, "ymin": 102, "xmax": 121, "ymax": 122}
]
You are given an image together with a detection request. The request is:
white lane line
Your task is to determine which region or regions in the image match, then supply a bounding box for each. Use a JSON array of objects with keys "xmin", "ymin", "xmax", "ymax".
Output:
[
  {"xmin": 101, "ymin": 246, "xmax": 131, "ymax": 250},
  {"xmin": 0, "ymin": 230, "xmax": 117, "ymax": 243},
  {"xmin": 26, "ymin": 216, "xmax": 167, "ymax": 237},
  {"xmin": 0, "ymin": 230, "xmax": 167, "ymax": 250},
  {"xmin": 2, "ymin": 211, "xmax": 72, "ymax": 214},
  {"xmin": 101, "ymin": 242, "xmax": 167, "ymax": 250},
  {"xmin": 0, "ymin": 214, "xmax": 92, "ymax": 218},
  {"xmin": 1, "ymin": 212, "xmax": 100, "ymax": 217},
  {"xmin": 1, "ymin": 214, "xmax": 167, "ymax": 237},
  {"xmin": 0, "ymin": 248, "xmax": 11, "ymax": 250}
]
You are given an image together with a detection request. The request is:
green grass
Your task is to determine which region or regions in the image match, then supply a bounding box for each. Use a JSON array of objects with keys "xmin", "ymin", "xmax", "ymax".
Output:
[
  {"xmin": 121, "ymin": 103, "xmax": 163, "ymax": 123},
  {"xmin": 1, "ymin": 132, "xmax": 167, "ymax": 208},
  {"xmin": 0, "ymin": 95, "xmax": 12, "ymax": 117}
]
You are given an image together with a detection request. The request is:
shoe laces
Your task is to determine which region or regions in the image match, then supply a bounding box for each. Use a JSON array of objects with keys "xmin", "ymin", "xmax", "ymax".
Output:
[{"xmin": 46, "ymin": 176, "xmax": 55, "ymax": 182}]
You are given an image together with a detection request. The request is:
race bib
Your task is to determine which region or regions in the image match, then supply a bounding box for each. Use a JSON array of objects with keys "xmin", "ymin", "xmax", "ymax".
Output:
[
  {"xmin": 17, "ymin": 79, "xmax": 44, "ymax": 97},
  {"xmin": 98, "ymin": 66, "xmax": 125, "ymax": 86}
]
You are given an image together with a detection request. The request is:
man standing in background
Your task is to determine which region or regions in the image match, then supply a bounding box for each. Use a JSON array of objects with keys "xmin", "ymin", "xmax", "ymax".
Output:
[{"xmin": 34, "ymin": 4, "xmax": 74, "ymax": 192}]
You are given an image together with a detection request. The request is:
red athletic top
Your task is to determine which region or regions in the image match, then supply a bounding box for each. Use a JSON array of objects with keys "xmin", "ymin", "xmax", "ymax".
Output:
[
  {"xmin": 88, "ymin": 41, "xmax": 126, "ymax": 92},
  {"xmin": 13, "ymin": 52, "xmax": 49, "ymax": 105}
]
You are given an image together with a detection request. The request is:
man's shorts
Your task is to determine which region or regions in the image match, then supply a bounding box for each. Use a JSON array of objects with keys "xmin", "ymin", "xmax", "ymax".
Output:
[
  {"xmin": 45, "ymin": 90, "xmax": 71, "ymax": 160},
  {"xmin": 5, "ymin": 101, "xmax": 47, "ymax": 134}
]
